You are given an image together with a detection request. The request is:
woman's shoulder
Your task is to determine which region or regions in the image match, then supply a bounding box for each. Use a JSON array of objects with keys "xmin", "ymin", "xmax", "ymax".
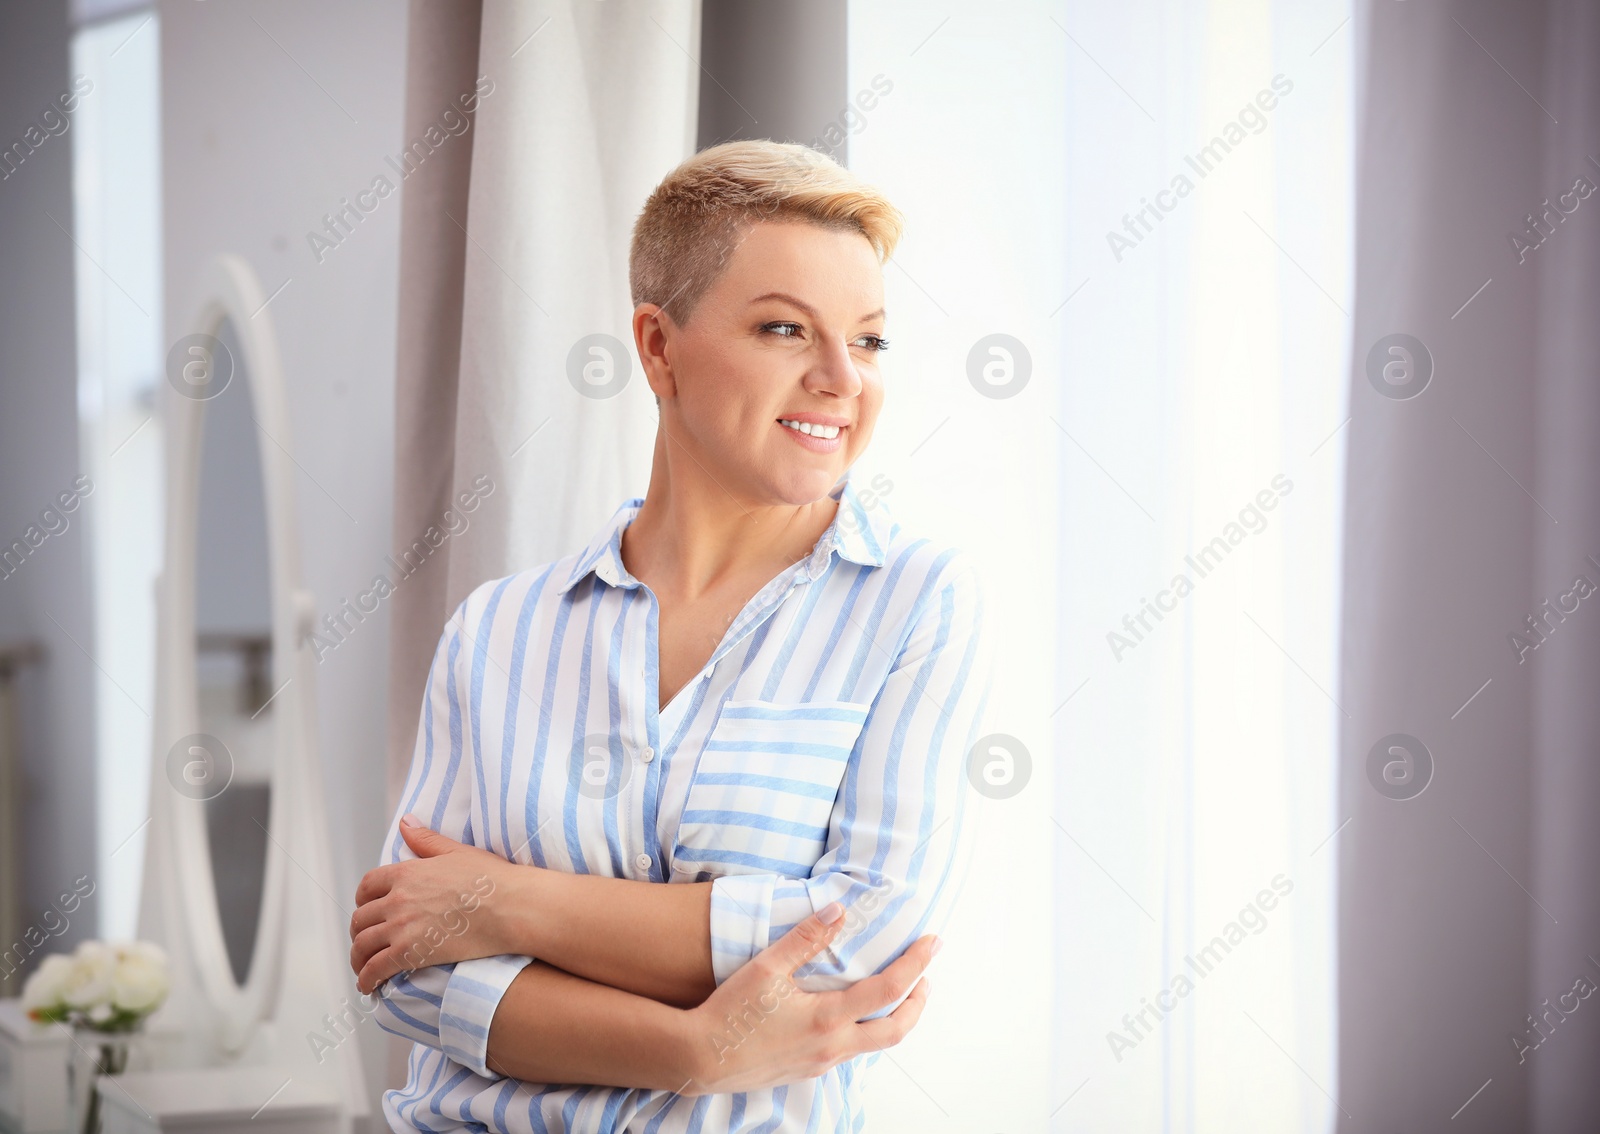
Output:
[
  {"xmin": 860, "ymin": 518, "xmax": 988, "ymax": 627},
  {"xmin": 445, "ymin": 554, "xmax": 584, "ymax": 638},
  {"xmin": 836, "ymin": 477, "xmax": 977, "ymax": 586}
]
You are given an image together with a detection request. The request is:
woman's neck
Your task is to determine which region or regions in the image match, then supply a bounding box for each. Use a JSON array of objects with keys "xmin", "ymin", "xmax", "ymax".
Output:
[{"xmin": 620, "ymin": 429, "xmax": 840, "ymax": 600}]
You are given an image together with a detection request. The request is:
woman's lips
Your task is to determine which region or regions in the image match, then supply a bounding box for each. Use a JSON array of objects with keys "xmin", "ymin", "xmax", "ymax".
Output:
[{"xmin": 777, "ymin": 419, "xmax": 845, "ymax": 452}]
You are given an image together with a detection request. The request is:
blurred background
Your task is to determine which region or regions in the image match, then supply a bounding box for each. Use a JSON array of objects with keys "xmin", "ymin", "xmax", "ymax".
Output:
[{"xmin": 0, "ymin": 0, "xmax": 1596, "ymax": 1131}]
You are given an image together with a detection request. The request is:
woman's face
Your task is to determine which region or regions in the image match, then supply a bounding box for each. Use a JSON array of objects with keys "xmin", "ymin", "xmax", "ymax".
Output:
[{"xmin": 638, "ymin": 219, "xmax": 887, "ymax": 507}]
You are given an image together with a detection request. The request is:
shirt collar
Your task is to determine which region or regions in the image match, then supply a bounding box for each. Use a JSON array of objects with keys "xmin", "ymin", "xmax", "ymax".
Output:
[
  {"xmin": 803, "ymin": 469, "xmax": 890, "ymax": 578},
  {"xmin": 556, "ymin": 469, "xmax": 891, "ymax": 596}
]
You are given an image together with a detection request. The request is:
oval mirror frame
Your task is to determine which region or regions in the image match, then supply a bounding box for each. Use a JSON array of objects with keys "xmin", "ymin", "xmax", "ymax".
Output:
[{"xmin": 160, "ymin": 255, "xmax": 301, "ymax": 1053}]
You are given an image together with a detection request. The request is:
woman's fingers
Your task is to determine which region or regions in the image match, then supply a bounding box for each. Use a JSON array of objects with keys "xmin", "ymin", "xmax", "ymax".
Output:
[
  {"xmin": 850, "ymin": 975, "xmax": 929, "ymax": 1053},
  {"xmin": 354, "ymin": 864, "xmax": 397, "ymax": 906},
  {"xmin": 756, "ymin": 902, "xmax": 846, "ymax": 980},
  {"xmin": 399, "ymin": 819, "xmax": 463, "ymax": 858},
  {"xmin": 349, "ymin": 922, "xmax": 391, "ymax": 978},
  {"xmin": 349, "ymin": 895, "xmax": 389, "ymax": 941},
  {"xmin": 356, "ymin": 947, "xmax": 402, "ymax": 997},
  {"xmin": 835, "ymin": 934, "xmax": 940, "ymax": 1020}
]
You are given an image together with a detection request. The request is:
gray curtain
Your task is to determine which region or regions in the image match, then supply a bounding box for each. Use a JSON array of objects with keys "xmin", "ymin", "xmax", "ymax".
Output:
[
  {"xmin": 697, "ymin": 0, "xmax": 846, "ymax": 155},
  {"xmin": 1340, "ymin": 1, "xmax": 1600, "ymax": 1130},
  {"xmin": 384, "ymin": 0, "xmax": 483, "ymax": 1098},
  {"xmin": 386, "ymin": 0, "xmax": 483, "ymax": 810}
]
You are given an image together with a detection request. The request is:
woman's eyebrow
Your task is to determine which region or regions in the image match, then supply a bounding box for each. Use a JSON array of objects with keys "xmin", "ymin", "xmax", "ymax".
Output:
[{"xmin": 748, "ymin": 291, "xmax": 885, "ymax": 323}]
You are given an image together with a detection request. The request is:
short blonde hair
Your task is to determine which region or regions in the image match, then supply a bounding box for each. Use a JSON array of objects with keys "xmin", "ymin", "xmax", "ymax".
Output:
[{"xmin": 629, "ymin": 139, "xmax": 904, "ymax": 329}]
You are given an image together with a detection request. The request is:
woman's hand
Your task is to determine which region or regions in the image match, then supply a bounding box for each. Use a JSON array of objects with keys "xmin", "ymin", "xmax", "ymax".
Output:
[
  {"xmin": 349, "ymin": 816, "xmax": 520, "ymax": 995},
  {"xmin": 675, "ymin": 902, "xmax": 937, "ymax": 1096}
]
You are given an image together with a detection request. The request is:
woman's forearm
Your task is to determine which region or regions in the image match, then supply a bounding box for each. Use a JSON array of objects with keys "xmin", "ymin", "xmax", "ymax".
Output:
[
  {"xmin": 485, "ymin": 960, "xmax": 698, "ymax": 1088},
  {"xmin": 498, "ymin": 869, "xmax": 717, "ymax": 1007},
  {"xmin": 486, "ymin": 907, "xmax": 938, "ymax": 1098}
]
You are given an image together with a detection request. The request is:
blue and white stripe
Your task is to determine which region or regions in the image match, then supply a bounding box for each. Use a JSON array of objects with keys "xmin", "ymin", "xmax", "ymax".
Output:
[{"xmin": 375, "ymin": 468, "xmax": 994, "ymax": 1132}]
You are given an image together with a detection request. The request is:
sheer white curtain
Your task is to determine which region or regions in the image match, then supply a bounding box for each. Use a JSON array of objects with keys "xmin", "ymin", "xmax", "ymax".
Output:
[
  {"xmin": 441, "ymin": 0, "xmax": 701, "ymax": 616},
  {"xmin": 850, "ymin": 2, "xmax": 1350, "ymax": 1130},
  {"xmin": 1055, "ymin": 3, "xmax": 1349, "ymax": 1130}
]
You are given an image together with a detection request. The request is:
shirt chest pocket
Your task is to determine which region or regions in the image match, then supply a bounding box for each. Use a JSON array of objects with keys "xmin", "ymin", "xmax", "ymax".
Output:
[{"xmin": 670, "ymin": 699, "xmax": 872, "ymax": 881}]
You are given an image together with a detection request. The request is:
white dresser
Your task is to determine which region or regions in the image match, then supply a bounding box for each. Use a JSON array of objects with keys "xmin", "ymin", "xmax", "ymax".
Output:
[
  {"xmin": 0, "ymin": 999, "xmax": 68, "ymax": 1134},
  {"xmin": 96, "ymin": 1067, "xmax": 341, "ymax": 1134}
]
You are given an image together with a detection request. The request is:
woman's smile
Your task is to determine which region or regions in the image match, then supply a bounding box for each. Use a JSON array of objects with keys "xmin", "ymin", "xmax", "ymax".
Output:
[{"xmin": 776, "ymin": 413, "xmax": 848, "ymax": 452}]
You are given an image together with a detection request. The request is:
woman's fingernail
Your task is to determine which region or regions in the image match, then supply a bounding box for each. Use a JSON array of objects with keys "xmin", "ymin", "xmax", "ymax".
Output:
[
  {"xmin": 819, "ymin": 901, "xmax": 844, "ymax": 924},
  {"xmin": 401, "ymin": 813, "xmax": 421, "ymax": 828},
  {"xmin": 930, "ymin": 936, "xmax": 943, "ymax": 957}
]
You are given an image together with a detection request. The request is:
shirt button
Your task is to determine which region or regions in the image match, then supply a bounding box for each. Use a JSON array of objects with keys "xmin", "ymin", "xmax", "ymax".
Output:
[
  {"xmin": 640, "ymin": 746, "xmax": 655, "ymax": 763},
  {"xmin": 634, "ymin": 853, "xmax": 652, "ymax": 872}
]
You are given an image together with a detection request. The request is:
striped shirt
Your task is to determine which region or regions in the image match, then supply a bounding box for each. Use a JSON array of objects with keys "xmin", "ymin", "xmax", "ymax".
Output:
[{"xmin": 375, "ymin": 469, "xmax": 994, "ymax": 1132}]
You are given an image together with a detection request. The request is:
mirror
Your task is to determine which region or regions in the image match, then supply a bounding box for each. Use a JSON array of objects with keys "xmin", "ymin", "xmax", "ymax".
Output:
[
  {"xmin": 154, "ymin": 255, "xmax": 303, "ymax": 1054},
  {"xmin": 191, "ymin": 317, "xmax": 274, "ymax": 987}
]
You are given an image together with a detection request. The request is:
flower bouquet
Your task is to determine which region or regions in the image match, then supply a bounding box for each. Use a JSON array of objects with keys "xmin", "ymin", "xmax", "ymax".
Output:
[{"xmin": 20, "ymin": 940, "xmax": 169, "ymax": 1134}]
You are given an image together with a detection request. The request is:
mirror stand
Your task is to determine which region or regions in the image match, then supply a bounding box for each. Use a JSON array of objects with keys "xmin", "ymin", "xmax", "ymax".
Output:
[{"xmin": 110, "ymin": 255, "xmax": 367, "ymax": 1133}]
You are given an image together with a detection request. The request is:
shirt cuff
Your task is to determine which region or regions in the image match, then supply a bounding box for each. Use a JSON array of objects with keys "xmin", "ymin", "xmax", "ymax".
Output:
[
  {"xmin": 438, "ymin": 954, "xmax": 534, "ymax": 1077},
  {"xmin": 708, "ymin": 873, "xmax": 777, "ymax": 985}
]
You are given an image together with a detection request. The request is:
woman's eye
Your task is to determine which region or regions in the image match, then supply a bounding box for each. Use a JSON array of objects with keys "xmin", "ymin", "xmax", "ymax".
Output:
[{"xmin": 759, "ymin": 322, "xmax": 888, "ymax": 352}]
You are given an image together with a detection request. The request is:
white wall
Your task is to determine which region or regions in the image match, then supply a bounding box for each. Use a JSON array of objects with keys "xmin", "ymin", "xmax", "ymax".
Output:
[{"xmin": 158, "ymin": 0, "xmax": 408, "ymax": 1120}]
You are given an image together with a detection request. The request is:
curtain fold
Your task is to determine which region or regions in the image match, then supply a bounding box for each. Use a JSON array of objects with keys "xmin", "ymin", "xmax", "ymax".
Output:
[
  {"xmin": 1340, "ymin": 2, "xmax": 1600, "ymax": 1129},
  {"xmin": 387, "ymin": 0, "xmax": 484, "ymax": 808}
]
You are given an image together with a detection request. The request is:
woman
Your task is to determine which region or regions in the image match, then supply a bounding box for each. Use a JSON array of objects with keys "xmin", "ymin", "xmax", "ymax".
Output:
[{"xmin": 349, "ymin": 139, "xmax": 994, "ymax": 1132}]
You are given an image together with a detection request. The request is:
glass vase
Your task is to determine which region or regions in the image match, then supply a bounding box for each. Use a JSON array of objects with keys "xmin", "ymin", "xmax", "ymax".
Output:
[{"xmin": 66, "ymin": 1023, "xmax": 149, "ymax": 1134}]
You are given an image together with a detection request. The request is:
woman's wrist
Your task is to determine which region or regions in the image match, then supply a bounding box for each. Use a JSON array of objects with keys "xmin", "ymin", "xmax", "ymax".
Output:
[
  {"xmin": 671, "ymin": 999, "xmax": 715, "ymax": 1095},
  {"xmin": 485, "ymin": 858, "xmax": 544, "ymax": 957}
]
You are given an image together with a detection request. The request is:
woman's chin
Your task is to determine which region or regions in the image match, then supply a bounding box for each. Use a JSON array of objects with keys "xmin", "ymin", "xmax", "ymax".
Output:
[{"xmin": 758, "ymin": 466, "xmax": 844, "ymax": 508}]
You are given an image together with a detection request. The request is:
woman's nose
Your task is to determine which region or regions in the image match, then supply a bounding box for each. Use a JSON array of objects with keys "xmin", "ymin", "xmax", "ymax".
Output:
[{"xmin": 806, "ymin": 337, "xmax": 863, "ymax": 397}]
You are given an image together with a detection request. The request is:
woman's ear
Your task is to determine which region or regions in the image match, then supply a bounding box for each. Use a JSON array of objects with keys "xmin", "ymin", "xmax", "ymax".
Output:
[{"xmin": 633, "ymin": 302, "xmax": 677, "ymax": 402}]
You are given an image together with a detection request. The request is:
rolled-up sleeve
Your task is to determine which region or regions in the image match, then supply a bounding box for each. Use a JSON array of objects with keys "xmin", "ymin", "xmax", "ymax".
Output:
[
  {"xmin": 708, "ymin": 555, "xmax": 995, "ymax": 1004},
  {"xmin": 371, "ymin": 598, "xmax": 533, "ymax": 1079}
]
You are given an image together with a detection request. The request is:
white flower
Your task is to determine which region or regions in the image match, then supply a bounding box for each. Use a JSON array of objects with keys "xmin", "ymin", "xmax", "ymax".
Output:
[
  {"xmin": 125, "ymin": 941, "xmax": 167, "ymax": 970},
  {"xmin": 60, "ymin": 943, "xmax": 115, "ymax": 1011},
  {"xmin": 110, "ymin": 953, "xmax": 169, "ymax": 1015},
  {"xmin": 21, "ymin": 939, "xmax": 169, "ymax": 1025},
  {"xmin": 71, "ymin": 940, "xmax": 116, "ymax": 973},
  {"xmin": 21, "ymin": 954, "xmax": 74, "ymax": 1015}
]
